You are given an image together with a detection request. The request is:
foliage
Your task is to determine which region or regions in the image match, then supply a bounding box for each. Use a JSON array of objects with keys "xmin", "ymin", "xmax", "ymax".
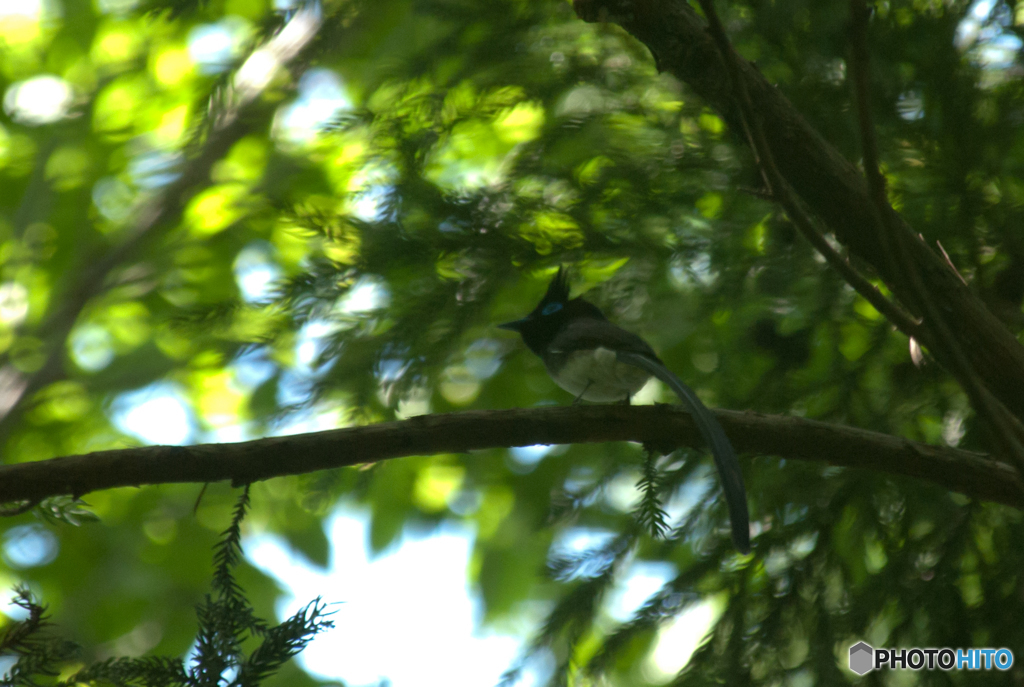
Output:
[
  {"xmin": 0, "ymin": 487, "xmax": 333, "ymax": 686},
  {"xmin": 0, "ymin": 588, "xmax": 79, "ymax": 686},
  {"xmin": 0, "ymin": 0, "xmax": 1022, "ymax": 684}
]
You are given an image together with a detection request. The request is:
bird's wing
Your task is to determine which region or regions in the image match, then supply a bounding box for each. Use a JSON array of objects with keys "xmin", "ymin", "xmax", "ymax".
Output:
[
  {"xmin": 616, "ymin": 351, "xmax": 751, "ymax": 554},
  {"xmin": 547, "ymin": 318, "xmax": 659, "ymax": 358}
]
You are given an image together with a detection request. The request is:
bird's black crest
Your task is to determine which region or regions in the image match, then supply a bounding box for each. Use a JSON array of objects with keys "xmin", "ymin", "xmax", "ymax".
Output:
[{"xmin": 543, "ymin": 266, "xmax": 571, "ymax": 303}]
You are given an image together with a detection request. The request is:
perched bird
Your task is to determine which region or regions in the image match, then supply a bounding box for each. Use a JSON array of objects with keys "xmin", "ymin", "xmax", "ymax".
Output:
[{"xmin": 499, "ymin": 267, "xmax": 750, "ymax": 553}]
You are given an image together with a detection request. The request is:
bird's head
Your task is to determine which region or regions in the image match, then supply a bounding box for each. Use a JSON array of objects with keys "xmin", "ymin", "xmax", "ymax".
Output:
[{"xmin": 499, "ymin": 266, "xmax": 604, "ymax": 354}]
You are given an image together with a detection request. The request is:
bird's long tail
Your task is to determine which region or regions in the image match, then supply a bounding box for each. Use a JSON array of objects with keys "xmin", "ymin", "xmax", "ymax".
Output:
[{"xmin": 617, "ymin": 351, "xmax": 750, "ymax": 554}]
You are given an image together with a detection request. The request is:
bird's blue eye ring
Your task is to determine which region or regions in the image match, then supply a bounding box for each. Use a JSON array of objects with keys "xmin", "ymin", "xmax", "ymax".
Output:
[{"xmin": 541, "ymin": 302, "xmax": 563, "ymax": 316}]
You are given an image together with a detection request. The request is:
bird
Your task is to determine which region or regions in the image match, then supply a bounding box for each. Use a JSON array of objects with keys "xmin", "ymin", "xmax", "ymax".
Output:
[{"xmin": 499, "ymin": 266, "xmax": 750, "ymax": 554}]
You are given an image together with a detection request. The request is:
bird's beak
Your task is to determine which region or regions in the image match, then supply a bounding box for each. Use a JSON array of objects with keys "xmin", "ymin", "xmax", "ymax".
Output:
[{"xmin": 498, "ymin": 318, "xmax": 528, "ymax": 332}]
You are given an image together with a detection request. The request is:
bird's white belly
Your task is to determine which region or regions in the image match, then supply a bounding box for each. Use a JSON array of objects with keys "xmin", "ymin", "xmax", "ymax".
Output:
[{"xmin": 547, "ymin": 347, "xmax": 651, "ymax": 402}]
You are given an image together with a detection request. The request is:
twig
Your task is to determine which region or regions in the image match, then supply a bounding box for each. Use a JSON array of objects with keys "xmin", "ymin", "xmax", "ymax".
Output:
[
  {"xmin": 0, "ymin": 499, "xmax": 40, "ymax": 517},
  {"xmin": 936, "ymin": 239, "xmax": 968, "ymax": 285}
]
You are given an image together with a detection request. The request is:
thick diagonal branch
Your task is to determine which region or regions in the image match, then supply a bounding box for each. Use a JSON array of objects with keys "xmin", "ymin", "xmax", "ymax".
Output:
[
  {"xmin": 845, "ymin": 0, "xmax": 1024, "ymax": 471},
  {"xmin": 571, "ymin": 0, "xmax": 1024, "ymax": 419},
  {"xmin": 695, "ymin": 0, "xmax": 919, "ymax": 339}
]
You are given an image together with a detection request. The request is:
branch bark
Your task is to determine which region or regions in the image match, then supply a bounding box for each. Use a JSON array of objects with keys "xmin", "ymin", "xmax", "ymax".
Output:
[
  {"xmin": 570, "ymin": 0, "xmax": 1024, "ymax": 419},
  {"xmin": 0, "ymin": 406, "xmax": 1019, "ymax": 508}
]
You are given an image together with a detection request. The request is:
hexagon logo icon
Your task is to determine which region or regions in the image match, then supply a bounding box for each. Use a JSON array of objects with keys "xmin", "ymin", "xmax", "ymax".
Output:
[{"xmin": 849, "ymin": 641, "xmax": 874, "ymax": 675}]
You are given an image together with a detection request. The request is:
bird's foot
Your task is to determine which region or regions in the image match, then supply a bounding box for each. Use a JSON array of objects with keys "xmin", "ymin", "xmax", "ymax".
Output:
[{"xmin": 573, "ymin": 380, "xmax": 594, "ymax": 405}]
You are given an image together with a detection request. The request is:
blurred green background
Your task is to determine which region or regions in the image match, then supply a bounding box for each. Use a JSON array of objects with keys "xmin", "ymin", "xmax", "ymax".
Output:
[{"xmin": 0, "ymin": 0, "xmax": 1022, "ymax": 683}]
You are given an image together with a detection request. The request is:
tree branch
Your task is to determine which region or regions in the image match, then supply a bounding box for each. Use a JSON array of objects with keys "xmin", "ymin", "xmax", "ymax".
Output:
[
  {"xmin": 0, "ymin": 406, "xmax": 1019, "ymax": 508},
  {"xmin": 695, "ymin": 0, "xmax": 920, "ymax": 340},
  {"xmin": 846, "ymin": 0, "xmax": 1024, "ymax": 472},
  {"xmin": 570, "ymin": 0, "xmax": 1024, "ymax": 419}
]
